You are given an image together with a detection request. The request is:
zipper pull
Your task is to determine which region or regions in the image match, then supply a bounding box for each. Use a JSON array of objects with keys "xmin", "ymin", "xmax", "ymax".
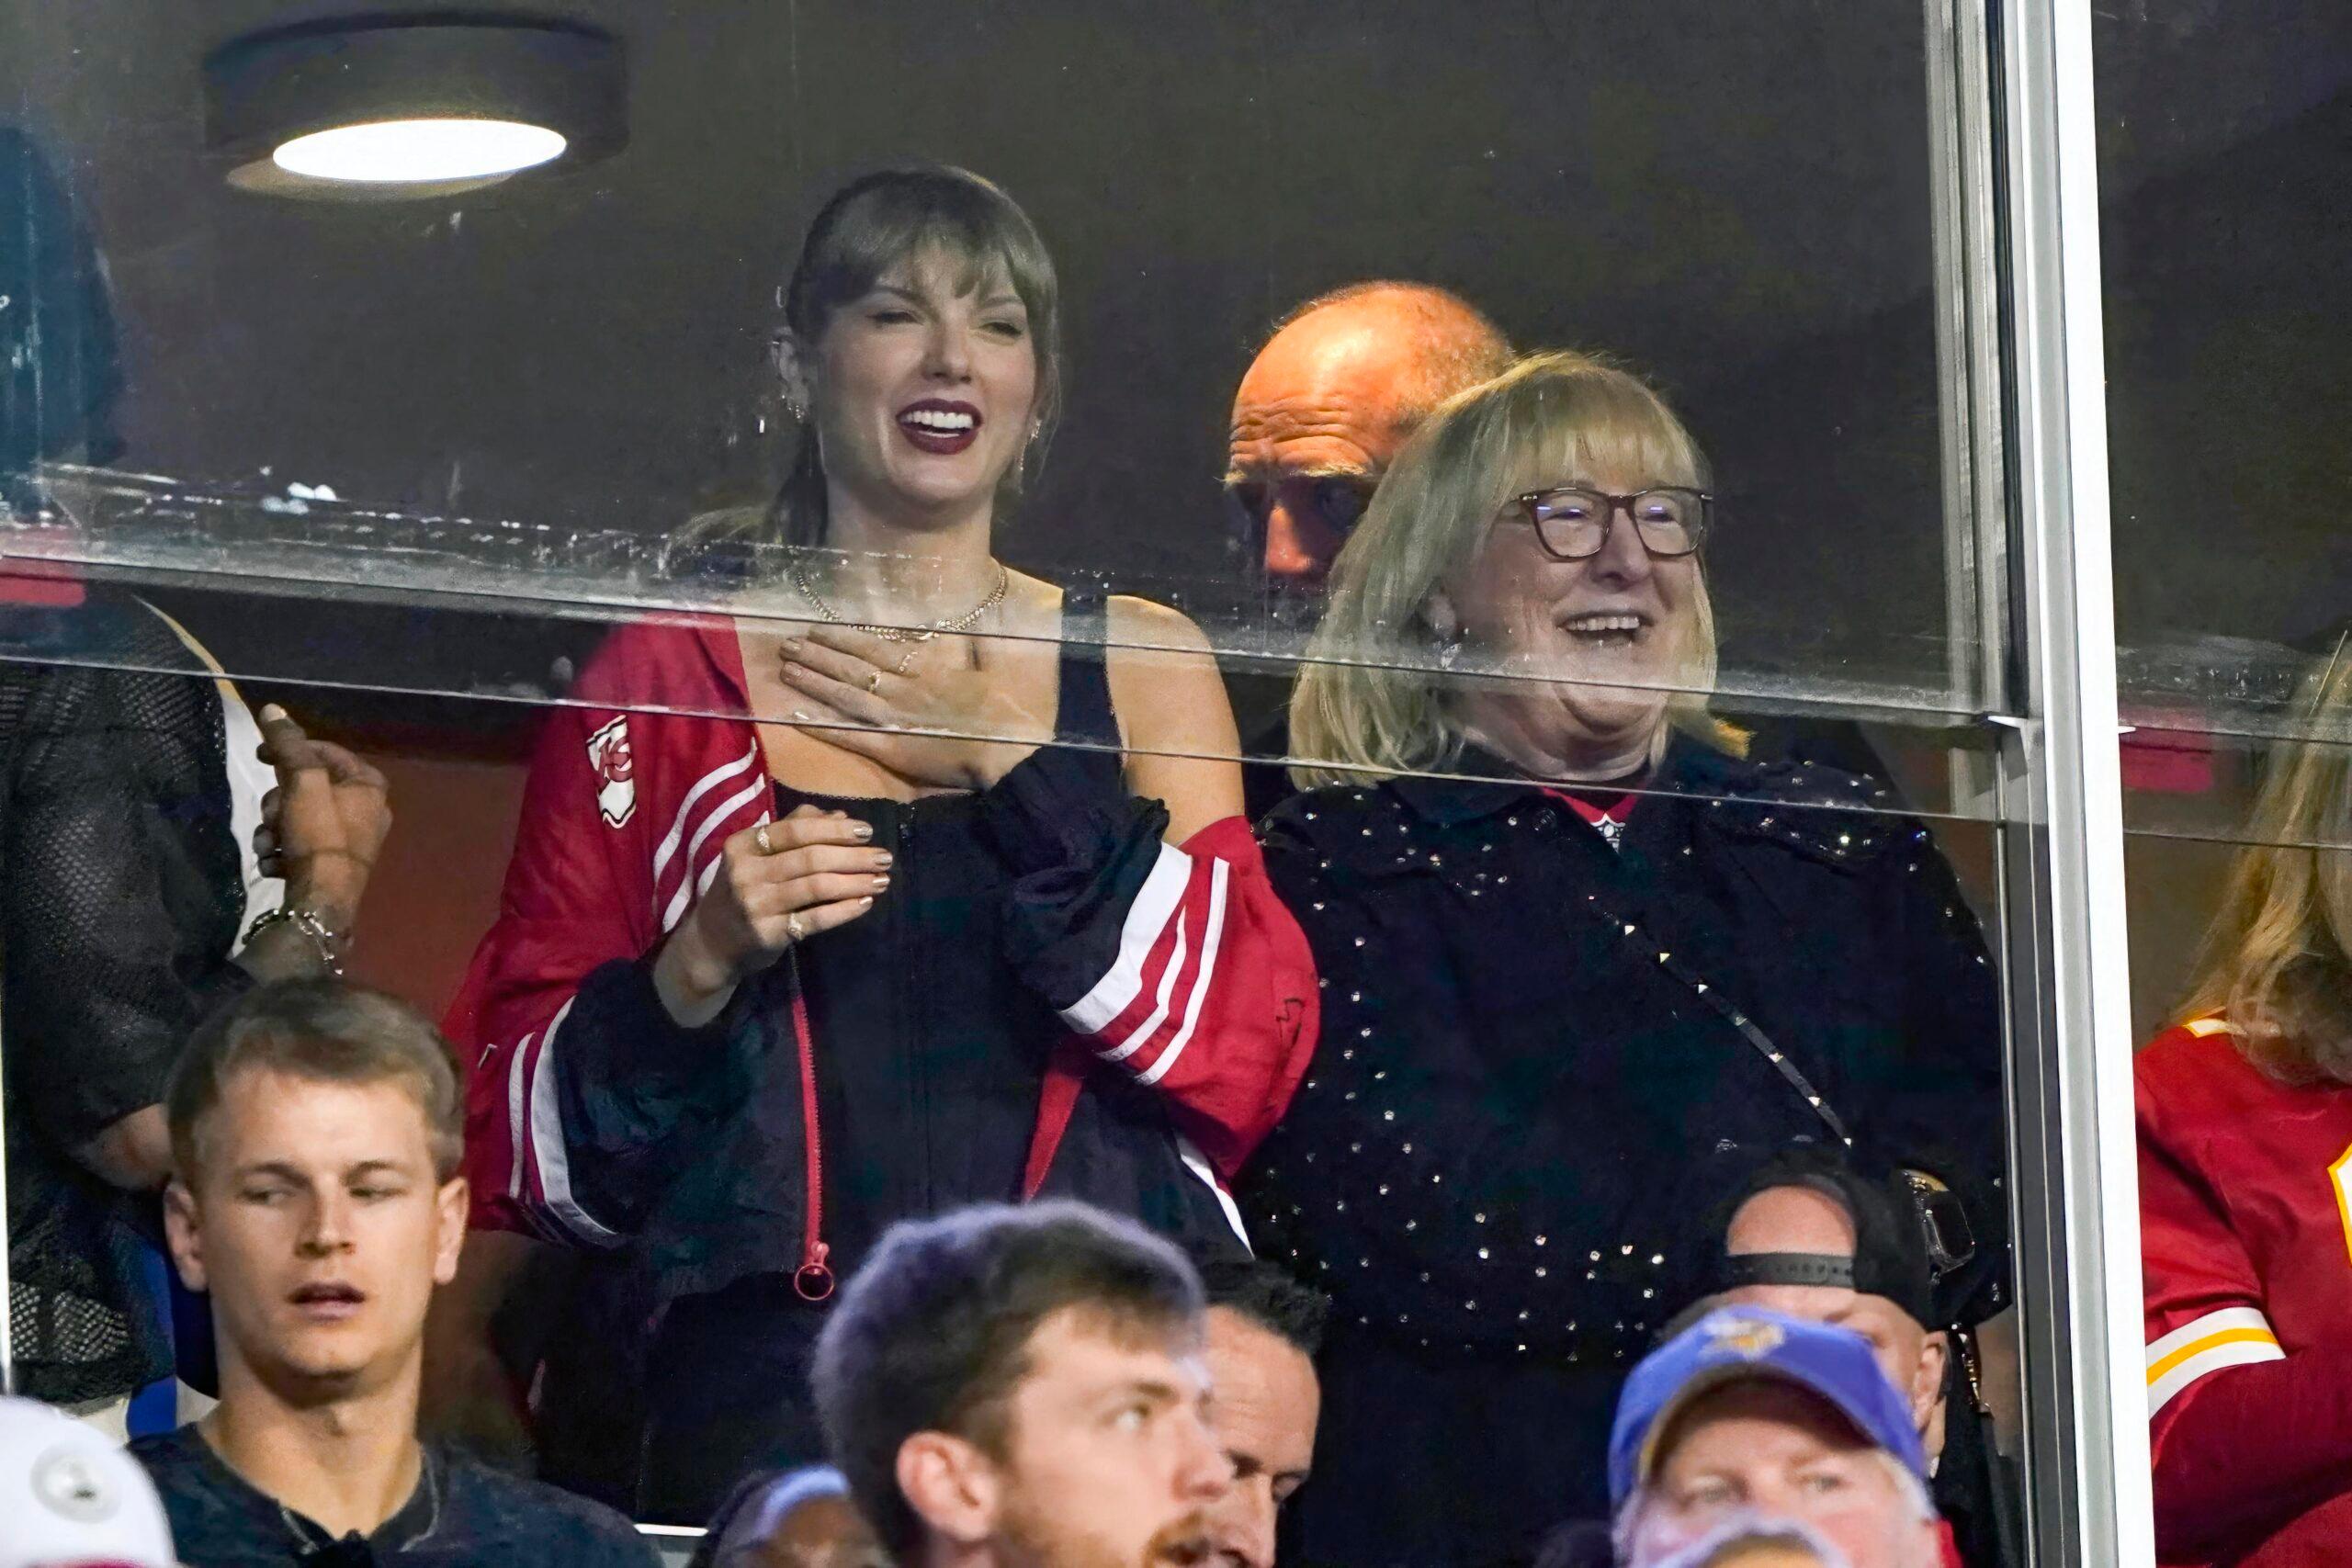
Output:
[{"xmin": 794, "ymin": 1241, "xmax": 835, "ymax": 1303}]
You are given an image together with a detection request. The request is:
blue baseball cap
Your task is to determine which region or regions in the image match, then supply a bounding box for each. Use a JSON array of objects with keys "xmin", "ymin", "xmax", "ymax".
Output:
[{"xmin": 1608, "ymin": 1305, "xmax": 1928, "ymax": 1507}]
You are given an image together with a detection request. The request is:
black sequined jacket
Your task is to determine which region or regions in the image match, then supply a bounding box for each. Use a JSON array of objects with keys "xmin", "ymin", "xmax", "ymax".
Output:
[{"xmin": 1246, "ymin": 739, "xmax": 2007, "ymax": 1568}]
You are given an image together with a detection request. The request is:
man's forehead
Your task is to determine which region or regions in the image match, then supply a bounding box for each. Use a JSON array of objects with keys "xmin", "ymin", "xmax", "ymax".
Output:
[
  {"xmin": 205, "ymin": 1069, "xmax": 435, "ymax": 1160},
  {"xmin": 1023, "ymin": 1306, "xmax": 1203, "ymax": 1383},
  {"xmin": 1237, "ymin": 311, "xmax": 1421, "ymax": 414}
]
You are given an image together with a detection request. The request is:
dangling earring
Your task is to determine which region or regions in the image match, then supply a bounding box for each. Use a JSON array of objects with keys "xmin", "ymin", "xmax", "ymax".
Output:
[
  {"xmin": 1430, "ymin": 602, "xmax": 1464, "ymax": 668},
  {"xmin": 784, "ymin": 393, "xmax": 808, "ymax": 423}
]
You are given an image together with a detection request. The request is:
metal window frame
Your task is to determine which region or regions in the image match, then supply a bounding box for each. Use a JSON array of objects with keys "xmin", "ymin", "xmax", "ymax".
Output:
[{"xmin": 1982, "ymin": 2, "xmax": 2155, "ymax": 1564}]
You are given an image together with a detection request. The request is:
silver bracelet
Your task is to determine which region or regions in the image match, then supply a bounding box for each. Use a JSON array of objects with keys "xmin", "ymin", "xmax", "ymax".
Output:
[{"xmin": 244, "ymin": 905, "xmax": 345, "ymax": 978}]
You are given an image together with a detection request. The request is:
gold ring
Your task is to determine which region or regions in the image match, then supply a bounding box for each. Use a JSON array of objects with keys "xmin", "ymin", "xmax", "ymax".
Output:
[
  {"xmin": 755, "ymin": 824, "xmax": 775, "ymax": 856},
  {"xmin": 865, "ymin": 669, "xmax": 882, "ymax": 694},
  {"xmin": 785, "ymin": 911, "xmax": 807, "ymax": 945}
]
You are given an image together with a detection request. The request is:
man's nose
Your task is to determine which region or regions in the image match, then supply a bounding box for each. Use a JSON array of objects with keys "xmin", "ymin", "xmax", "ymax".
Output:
[
  {"xmin": 1176, "ymin": 1414, "xmax": 1237, "ymax": 1502},
  {"xmin": 1209, "ymin": 1475, "xmax": 1280, "ymax": 1568},
  {"xmin": 299, "ymin": 1193, "xmax": 352, "ymax": 1255},
  {"xmin": 1262, "ymin": 500, "xmax": 1335, "ymax": 586}
]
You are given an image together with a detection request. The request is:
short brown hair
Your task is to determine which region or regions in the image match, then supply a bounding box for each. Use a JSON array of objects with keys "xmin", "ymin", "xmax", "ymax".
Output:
[
  {"xmin": 809, "ymin": 1201, "xmax": 1204, "ymax": 1558},
  {"xmin": 165, "ymin": 979, "xmax": 464, "ymax": 1183}
]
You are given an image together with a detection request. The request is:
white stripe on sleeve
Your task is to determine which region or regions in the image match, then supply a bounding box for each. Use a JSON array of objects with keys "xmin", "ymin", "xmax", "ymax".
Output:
[
  {"xmin": 526, "ymin": 998, "xmax": 626, "ymax": 1248},
  {"xmin": 1137, "ymin": 858, "xmax": 1228, "ymax": 1088},
  {"xmin": 1062, "ymin": 843, "xmax": 1192, "ymax": 1035},
  {"xmin": 2146, "ymin": 1305, "xmax": 2282, "ymax": 1417},
  {"xmin": 660, "ymin": 777, "xmax": 770, "ymax": 932},
  {"xmin": 651, "ymin": 748, "xmax": 759, "ymax": 886}
]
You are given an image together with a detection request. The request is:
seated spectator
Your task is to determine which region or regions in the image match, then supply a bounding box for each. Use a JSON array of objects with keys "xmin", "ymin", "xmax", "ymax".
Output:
[
  {"xmin": 810, "ymin": 1200, "xmax": 1232, "ymax": 1568},
  {"xmin": 2136, "ymin": 646, "xmax": 2352, "ymax": 1567},
  {"xmin": 1663, "ymin": 1153, "xmax": 2016, "ymax": 1566},
  {"xmin": 1, "ymin": 1392, "xmax": 177, "ymax": 1567},
  {"xmin": 132, "ymin": 980, "xmax": 653, "ymax": 1567},
  {"xmin": 687, "ymin": 1465, "xmax": 889, "ymax": 1568},
  {"xmin": 1610, "ymin": 1307, "xmax": 1943, "ymax": 1568},
  {"xmin": 1197, "ymin": 1258, "xmax": 1327, "ymax": 1568}
]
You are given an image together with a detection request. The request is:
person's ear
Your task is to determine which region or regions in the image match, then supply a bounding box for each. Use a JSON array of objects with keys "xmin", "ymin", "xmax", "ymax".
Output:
[
  {"xmin": 163, "ymin": 1178, "xmax": 209, "ymax": 1294},
  {"xmin": 432, "ymin": 1176, "xmax": 469, "ymax": 1288},
  {"xmin": 896, "ymin": 1430, "xmax": 1000, "ymax": 1547},
  {"xmin": 1914, "ymin": 1329, "xmax": 1951, "ymax": 1437},
  {"xmin": 774, "ymin": 331, "xmax": 815, "ymax": 422}
]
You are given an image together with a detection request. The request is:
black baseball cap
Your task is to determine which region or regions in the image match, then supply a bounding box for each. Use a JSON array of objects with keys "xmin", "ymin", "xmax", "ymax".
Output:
[{"xmin": 1665, "ymin": 1148, "xmax": 1936, "ymax": 1328}]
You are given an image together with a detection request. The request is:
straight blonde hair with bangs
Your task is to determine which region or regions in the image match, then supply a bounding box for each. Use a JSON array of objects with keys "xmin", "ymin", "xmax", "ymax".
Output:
[
  {"xmin": 2175, "ymin": 643, "xmax": 2352, "ymax": 1079},
  {"xmin": 1289, "ymin": 349, "xmax": 1736, "ymax": 789}
]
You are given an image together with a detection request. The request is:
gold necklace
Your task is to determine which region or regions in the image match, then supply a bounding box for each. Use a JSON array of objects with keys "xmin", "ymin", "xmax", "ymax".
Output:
[{"xmin": 788, "ymin": 558, "xmax": 1011, "ymax": 643}]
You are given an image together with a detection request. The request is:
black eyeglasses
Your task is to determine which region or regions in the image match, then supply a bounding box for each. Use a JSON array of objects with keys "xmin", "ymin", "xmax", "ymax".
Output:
[{"xmin": 1507, "ymin": 486, "xmax": 1713, "ymax": 560}]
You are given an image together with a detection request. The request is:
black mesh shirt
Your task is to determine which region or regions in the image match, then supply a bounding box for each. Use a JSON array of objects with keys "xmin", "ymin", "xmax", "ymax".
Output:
[{"xmin": 1, "ymin": 589, "xmax": 252, "ymax": 1403}]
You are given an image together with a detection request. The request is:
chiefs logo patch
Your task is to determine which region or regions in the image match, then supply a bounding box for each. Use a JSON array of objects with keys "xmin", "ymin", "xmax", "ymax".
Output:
[{"xmin": 587, "ymin": 716, "xmax": 637, "ymax": 829}]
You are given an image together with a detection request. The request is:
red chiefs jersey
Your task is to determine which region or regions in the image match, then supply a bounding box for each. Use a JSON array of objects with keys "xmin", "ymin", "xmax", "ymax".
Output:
[{"xmin": 2138, "ymin": 1017, "xmax": 2352, "ymax": 1566}]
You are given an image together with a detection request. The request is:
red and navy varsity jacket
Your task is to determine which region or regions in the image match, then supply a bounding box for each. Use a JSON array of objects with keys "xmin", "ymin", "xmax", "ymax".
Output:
[{"xmin": 447, "ymin": 614, "xmax": 1318, "ymax": 1297}]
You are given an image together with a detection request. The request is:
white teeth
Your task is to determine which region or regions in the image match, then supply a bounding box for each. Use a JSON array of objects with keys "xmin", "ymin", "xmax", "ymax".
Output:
[
  {"xmin": 1565, "ymin": 614, "xmax": 1644, "ymax": 633},
  {"xmin": 901, "ymin": 409, "xmax": 975, "ymax": 432}
]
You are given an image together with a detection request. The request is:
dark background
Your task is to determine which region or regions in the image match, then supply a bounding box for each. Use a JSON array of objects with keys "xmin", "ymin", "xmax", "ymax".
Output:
[{"xmin": 8, "ymin": 0, "xmax": 2348, "ymax": 716}]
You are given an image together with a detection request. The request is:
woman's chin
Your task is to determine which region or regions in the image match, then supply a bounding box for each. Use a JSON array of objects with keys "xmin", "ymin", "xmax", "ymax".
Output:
[{"xmin": 1545, "ymin": 694, "xmax": 1671, "ymax": 764}]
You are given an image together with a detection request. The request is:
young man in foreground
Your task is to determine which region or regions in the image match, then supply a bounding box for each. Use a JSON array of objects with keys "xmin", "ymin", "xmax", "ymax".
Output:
[
  {"xmin": 134, "ymin": 979, "xmax": 654, "ymax": 1567},
  {"xmin": 811, "ymin": 1200, "xmax": 1234, "ymax": 1568}
]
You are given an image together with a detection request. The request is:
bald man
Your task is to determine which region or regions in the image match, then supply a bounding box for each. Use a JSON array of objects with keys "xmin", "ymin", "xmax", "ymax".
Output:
[
  {"xmin": 1227, "ymin": 282, "xmax": 1512, "ymax": 601},
  {"xmin": 1227, "ymin": 284, "xmax": 1510, "ymax": 818}
]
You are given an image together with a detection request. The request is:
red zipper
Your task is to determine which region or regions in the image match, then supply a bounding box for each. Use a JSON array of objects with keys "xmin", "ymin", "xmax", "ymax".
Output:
[{"xmin": 786, "ymin": 947, "xmax": 834, "ymax": 1302}]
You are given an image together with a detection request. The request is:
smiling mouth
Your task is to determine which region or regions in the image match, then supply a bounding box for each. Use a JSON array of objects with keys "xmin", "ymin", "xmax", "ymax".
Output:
[
  {"xmin": 896, "ymin": 400, "xmax": 980, "ymax": 455},
  {"xmin": 1560, "ymin": 611, "xmax": 1650, "ymax": 646}
]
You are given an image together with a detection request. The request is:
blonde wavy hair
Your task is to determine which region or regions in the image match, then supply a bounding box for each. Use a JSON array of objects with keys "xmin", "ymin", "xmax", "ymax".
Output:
[
  {"xmin": 1289, "ymin": 349, "xmax": 1737, "ymax": 789},
  {"xmin": 2175, "ymin": 640, "xmax": 2352, "ymax": 1079}
]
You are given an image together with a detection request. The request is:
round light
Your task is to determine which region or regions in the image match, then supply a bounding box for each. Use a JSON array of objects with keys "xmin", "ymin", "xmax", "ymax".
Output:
[{"xmin": 272, "ymin": 118, "xmax": 567, "ymax": 184}]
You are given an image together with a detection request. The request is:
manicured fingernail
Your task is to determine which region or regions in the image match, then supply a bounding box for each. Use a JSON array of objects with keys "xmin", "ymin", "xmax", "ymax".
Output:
[
  {"xmin": 260, "ymin": 704, "xmax": 286, "ymax": 722},
  {"xmin": 856, "ymin": 896, "xmax": 875, "ymax": 908},
  {"xmin": 852, "ymin": 822, "xmax": 874, "ymax": 840},
  {"xmin": 782, "ymin": 637, "xmax": 804, "ymax": 653},
  {"xmin": 871, "ymin": 874, "xmax": 891, "ymax": 892},
  {"xmin": 872, "ymin": 850, "xmax": 892, "ymax": 866}
]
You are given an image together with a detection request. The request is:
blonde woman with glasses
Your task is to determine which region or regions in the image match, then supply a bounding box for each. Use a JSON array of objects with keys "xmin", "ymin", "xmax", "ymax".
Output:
[
  {"xmin": 2136, "ymin": 642, "xmax": 2352, "ymax": 1568},
  {"xmin": 1242, "ymin": 351, "xmax": 2009, "ymax": 1568}
]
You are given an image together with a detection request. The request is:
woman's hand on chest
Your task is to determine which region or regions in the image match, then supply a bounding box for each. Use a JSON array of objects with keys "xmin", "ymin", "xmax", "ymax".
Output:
[{"xmin": 772, "ymin": 625, "xmax": 1054, "ymax": 791}]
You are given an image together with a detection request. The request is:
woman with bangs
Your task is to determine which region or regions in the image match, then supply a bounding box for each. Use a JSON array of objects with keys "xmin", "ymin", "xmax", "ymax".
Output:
[
  {"xmin": 1245, "ymin": 351, "xmax": 2007, "ymax": 1566},
  {"xmin": 447, "ymin": 165, "xmax": 1316, "ymax": 1517},
  {"xmin": 2135, "ymin": 644, "xmax": 2352, "ymax": 1568}
]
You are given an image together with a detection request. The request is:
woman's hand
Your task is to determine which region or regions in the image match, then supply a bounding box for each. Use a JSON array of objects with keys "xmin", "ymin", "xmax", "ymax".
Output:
[
  {"xmin": 653, "ymin": 804, "xmax": 890, "ymax": 1026},
  {"xmin": 251, "ymin": 705, "xmax": 391, "ymax": 931},
  {"xmin": 777, "ymin": 626, "xmax": 1048, "ymax": 791}
]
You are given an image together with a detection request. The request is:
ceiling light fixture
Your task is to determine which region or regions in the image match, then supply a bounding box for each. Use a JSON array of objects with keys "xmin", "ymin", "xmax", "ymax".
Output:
[{"xmin": 204, "ymin": 15, "xmax": 626, "ymax": 201}]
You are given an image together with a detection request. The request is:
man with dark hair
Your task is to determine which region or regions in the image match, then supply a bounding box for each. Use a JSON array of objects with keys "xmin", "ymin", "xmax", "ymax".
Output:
[
  {"xmin": 1226, "ymin": 281, "xmax": 1512, "ymax": 602},
  {"xmin": 810, "ymin": 1201, "xmax": 1232, "ymax": 1568},
  {"xmin": 1195, "ymin": 1258, "xmax": 1326, "ymax": 1568},
  {"xmin": 132, "ymin": 980, "xmax": 653, "ymax": 1567}
]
